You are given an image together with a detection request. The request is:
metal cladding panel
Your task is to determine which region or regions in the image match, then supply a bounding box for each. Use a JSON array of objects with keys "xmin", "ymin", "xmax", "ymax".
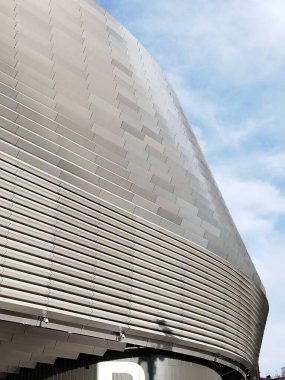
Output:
[{"xmin": 0, "ymin": 0, "xmax": 268, "ymax": 378}]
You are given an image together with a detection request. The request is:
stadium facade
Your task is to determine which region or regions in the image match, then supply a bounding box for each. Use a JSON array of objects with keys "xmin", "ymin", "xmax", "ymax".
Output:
[{"xmin": 0, "ymin": 0, "xmax": 268, "ymax": 378}]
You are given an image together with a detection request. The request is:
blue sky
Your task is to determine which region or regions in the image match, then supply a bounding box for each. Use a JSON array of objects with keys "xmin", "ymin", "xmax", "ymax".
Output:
[{"xmin": 96, "ymin": 1, "xmax": 285, "ymax": 376}]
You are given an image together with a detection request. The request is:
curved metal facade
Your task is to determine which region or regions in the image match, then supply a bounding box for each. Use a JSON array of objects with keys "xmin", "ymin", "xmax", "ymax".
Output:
[{"xmin": 0, "ymin": 0, "xmax": 268, "ymax": 378}]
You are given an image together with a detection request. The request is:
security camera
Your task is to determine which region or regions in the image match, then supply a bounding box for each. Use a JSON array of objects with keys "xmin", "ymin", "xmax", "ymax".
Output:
[{"xmin": 43, "ymin": 317, "xmax": 49, "ymax": 324}]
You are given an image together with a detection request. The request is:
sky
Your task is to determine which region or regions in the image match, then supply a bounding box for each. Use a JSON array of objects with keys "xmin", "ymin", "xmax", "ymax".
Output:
[{"xmin": 96, "ymin": 1, "xmax": 285, "ymax": 376}]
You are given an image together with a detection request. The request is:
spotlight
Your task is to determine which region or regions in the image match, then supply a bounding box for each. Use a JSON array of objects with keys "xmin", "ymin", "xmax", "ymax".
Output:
[
  {"xmin": 116, "ymin": 331, "xmax": 126, "ymax": 341},
  {"xmin": 38, "ymin": 313, "xmax": 49, "ymax": 326}
]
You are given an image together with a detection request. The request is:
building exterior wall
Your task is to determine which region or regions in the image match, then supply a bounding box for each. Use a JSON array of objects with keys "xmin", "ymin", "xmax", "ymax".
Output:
[{"xmin": 0, "ymin": 0, "xmax": 268, "ymax": 378}]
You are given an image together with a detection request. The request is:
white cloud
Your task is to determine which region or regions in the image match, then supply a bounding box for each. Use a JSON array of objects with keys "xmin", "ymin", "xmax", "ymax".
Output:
[
  {"xmin": 214, "ymin": 170, "xmax": 285, "ymax": 235},
  {"xmin": 122, "ymin": 0, "xmax": 285, "ymax": 86},
  {"xmin": 262, "ymin": 151, "xmax": 285, "ymax": 177},
  {"xmin": 166, "ymin": 71, "xmax": 262, "ymax": 150}
]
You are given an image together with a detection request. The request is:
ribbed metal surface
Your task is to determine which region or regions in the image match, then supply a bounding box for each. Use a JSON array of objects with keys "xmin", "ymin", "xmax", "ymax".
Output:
[
  {"xmin": 0, "ymin": 149, "xmax": 267, "ymax": 374},
  {"xmin": 0, "ymin": 0, "xmax": 268, "ymax": 377}
]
